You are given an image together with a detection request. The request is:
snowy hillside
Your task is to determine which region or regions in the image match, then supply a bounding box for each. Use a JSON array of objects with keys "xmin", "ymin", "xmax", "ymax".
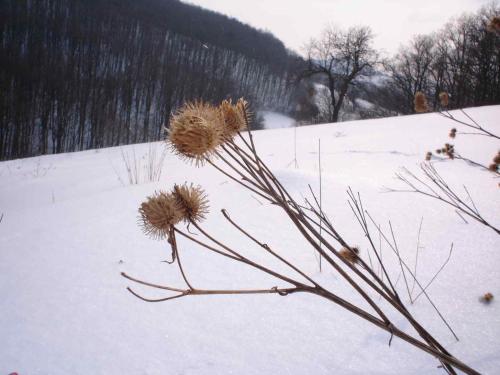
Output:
[
  {"xmin": 1, "ymin": 107, "xmax": 499, "ymax": 374},
  {"xmin": 261, "ymin": 111, "xmax": 296, "ymax": 129}
]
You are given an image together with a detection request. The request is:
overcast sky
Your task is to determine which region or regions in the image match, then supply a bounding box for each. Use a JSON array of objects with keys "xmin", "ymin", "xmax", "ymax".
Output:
[{"xmin": 184, "ymin": 0, "xmax": 495, "ymax": 55}]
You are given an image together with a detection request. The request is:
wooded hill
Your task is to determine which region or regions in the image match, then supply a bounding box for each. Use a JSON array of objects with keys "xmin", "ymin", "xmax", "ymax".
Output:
[{"xmin": 0, "ymin": 0, "xmax": 299, "ymax": 160}]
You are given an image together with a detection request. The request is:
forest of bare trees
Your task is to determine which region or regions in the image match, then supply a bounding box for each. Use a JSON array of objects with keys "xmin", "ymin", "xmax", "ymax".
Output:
[
  {"xmin": 384, "ymin": 4, "xmax": 500, "ymax": 114},
  {"xmin": 296, "ymin": 5, "xmax": 500, "ymax": 122},
  {"xmin": 0, "ymin": 0, "xmax": 298, "ymax": 160}
]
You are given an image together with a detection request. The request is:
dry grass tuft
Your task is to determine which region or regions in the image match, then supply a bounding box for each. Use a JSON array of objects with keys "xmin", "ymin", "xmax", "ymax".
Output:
[
  {"xmin": 139, "ymin": 191, "xmax": 182, "ymax": 239},
  {"xmin": 172, "ymin": 183, "xmax": 209, "ymax": 223}
]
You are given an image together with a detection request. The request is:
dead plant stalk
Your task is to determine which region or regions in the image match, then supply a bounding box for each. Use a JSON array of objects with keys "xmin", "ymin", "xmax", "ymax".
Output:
[{"xmin": 125, "ymin": 101, "xmax": 480, "ymax": 375}]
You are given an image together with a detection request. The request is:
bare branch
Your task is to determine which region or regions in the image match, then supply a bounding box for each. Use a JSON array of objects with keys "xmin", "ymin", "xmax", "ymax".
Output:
[{"xmin": 413, "ymin": 244, "xmax": 454, "ymax": 303}]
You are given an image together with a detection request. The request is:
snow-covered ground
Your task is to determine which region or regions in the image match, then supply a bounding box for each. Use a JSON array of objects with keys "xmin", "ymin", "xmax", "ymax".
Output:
[{"xmin": 1, "ymin": 107, "xmax": 499, "ymax": 375}]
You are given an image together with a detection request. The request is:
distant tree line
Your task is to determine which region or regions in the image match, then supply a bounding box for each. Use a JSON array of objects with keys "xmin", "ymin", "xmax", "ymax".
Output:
[
  {"xmin": 383, "ymin": 4, "xmax": 500, "ymax": 114},
  {"xmin": 295, "ymin": 4, "xmax": 500, "ymax": 123},
  {"xmin": 0, "ymin": 0, "xmax": 298, "ymax": 160}
]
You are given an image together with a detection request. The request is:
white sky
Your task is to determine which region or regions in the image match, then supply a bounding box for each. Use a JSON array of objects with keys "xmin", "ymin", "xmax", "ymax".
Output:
[{"xmin": 184, "ymin": 0, "xmax": 495, "ymax": 55}]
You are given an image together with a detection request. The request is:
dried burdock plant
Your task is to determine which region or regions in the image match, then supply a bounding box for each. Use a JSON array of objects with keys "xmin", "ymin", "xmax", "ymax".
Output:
[
  {"xmin": 172, "ymin": 183, "xmax": 209, "ymax": 223},
  {"xmin": 434, "ymin": 141, "xmax": 500, "ymax": 175},
  {"xmin": 414, "ymin": 91, "xmax": 428, "ymax": 113},
  {"xmin": 488, "ymin": 163, "xmax": 498, "ymax": 172},
  {"xmin": 389, "ymin": 163, "xmax": 500, "ymax": 236},
  {"xmin": 481, "ymin": 292, "xmax": 494, "ymax": 303},
  {"xmin": 449, "ymin": 128, "xmax": 456, "ymax": 139},
  {"xmin": 339, "ymin": 246, "xmax": 360, "ymax": 264},
  {"xmin": 392, "ymin": 108, "xmax": 499, "ymax": 242},
  {"xmin": 437, "ymin": 109, "xmax": 499, "ymax": 140},
  {"xmin": 487, "ymin": 16, "xmax": 500, "ymax": 33},
  {"xmin": 442, "ymin": 143, "xmax": 455, "ymax": 159},
  {"xmin": 168, "ymin": 101, "xmax": 223, "ymax": 165},
  {"xmin": 425, "ymin": 151, "xmax": 432, "ymax": 161},
  {"xmin": 219, "ymin": 98, "xmax": 247, "ymax": 139},
  {"xmin": 439, "ymin": 92, "xmax": 449, "ymax": 107},
  {"xmin": 124, "ymin": 99, "xmax": 481, "ymax": 375},
  {"xmin": 139, "ymin": 191, "xmax": 182, "ymax": 239}
]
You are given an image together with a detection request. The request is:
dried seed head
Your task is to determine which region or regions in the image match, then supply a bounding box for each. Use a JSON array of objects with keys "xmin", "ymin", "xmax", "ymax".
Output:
[
  {"xmin": 168, "ymin": 102, "xmax": 223, "ymax": 165},
  {"xmin": 172, "ymin": 183, "xmax": 209, "ymax": 223},
  {"xmin": 414, "ymin": 92, "xmax": 428, "ymax": 113},
  {"xmin": 481, "ymin": 292, "xmax": 494, "ymax": 303},
  {"xmin": 436, "ymin": 149, "xmax": 442, "ymax": 154},
  {"xmin": 442, "ymin": 143, "xmax": 455, "ymax": 159},
  {"xmin": 139, "ymin": 191, "xmax": 182, "ymax": 239},
  {"xmin": 488, "ymin": 163, "xmax": 498, "ymax": 172},
  {"xmin": 487, "ymin": 16, "xmax": 500, "ymax": 33},
  {"xmin": 439, "ymin": 92, "xmax": 449, "ymax": 107},
  {"xmin": 236, "ymin": 98, "xmax": 251, "ymax": 121},
  {"xmin": 425, "ymin": 151, "xmax": 432, "ymax": 161},
  {"xmin": 493, "ymin": 154, "xmax": 500, "ymax": 164},
  {"xmin": 339, "ymin": 246, "xmax": 360, "ymax": 264},
  {"xmin": 219, "ymin": 99, "xmax": 247, "ymax": 139},
  {"xmin": 449, "ymin": 128, "xmax": 456, "ymax": 139}
]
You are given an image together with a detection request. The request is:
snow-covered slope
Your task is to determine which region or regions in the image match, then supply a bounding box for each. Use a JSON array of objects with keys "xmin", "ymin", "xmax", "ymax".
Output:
[
  {"xmin": 1, "ymin": 106, "xmax": 499, "ymax": 375},
  {"xmin": 261, "ymin": 111, "xmax": 296, "ymax": 129}
]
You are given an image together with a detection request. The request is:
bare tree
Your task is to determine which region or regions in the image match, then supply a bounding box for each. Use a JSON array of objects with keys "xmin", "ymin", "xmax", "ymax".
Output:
[
  {"xmin": 302, "ymin": 25, "xmax": 378, "ymax": 123},
  {"xmin": 385, "ymin": 35, "xmax": 435, "ymax": 113}
]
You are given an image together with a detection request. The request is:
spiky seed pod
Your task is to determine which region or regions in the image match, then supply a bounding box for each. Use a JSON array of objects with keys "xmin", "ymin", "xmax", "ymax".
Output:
[
  {"xmin": 139, "ymin": 191, "xmax": 182, "ymax": 239},
  {"xmin": 425, "ymin": 151, "xmax": 432, "ymax": 161},
  {"xmin": 219, "ymin": 99, "xmax": 247, "ymax": 140},
  {"xmin": 414, "ymin": 92, "xmax": 428, "ymax": 113},
  {"xmin": 488, "ymin": 163, "xmax": 498, "ymax": 172},
  {"xmin": 449, "ymin": 128, "xmax": 457, "ymax": 138},
  {"xmin": 442, "ymin": 143, "xmax": 455, "ymax": 159},
  {"xmin": 236, "ymin": 98, "xmax": 250, "ymax": 120},
  {"xmin": 168, "ymin": 102, "xmax": 223, "ymax": 165},
  {"xmin": 172, "ymin": 183, "xmax": 209, "ymax": 223},
  {"xmin": 436, "ymin": 149, "xmax": 442, "ymax": 154},
  {"xmin": 481, "ymin": 292, "xmax": 494, "ymax": 303},
  {"xmin": 439, "ymin": 92, "xmax": 449, "ymax": 107},
  {"xmin": 487, "ymin": 16, "xmax": 500, "ymax": 33},
  {"xmin": 493, "ymin": 154, "xmax": 500, "ymax": 164},
  {"xmin": 339, "ymin": 246, "xmax": 360, "ymax": 264}
]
